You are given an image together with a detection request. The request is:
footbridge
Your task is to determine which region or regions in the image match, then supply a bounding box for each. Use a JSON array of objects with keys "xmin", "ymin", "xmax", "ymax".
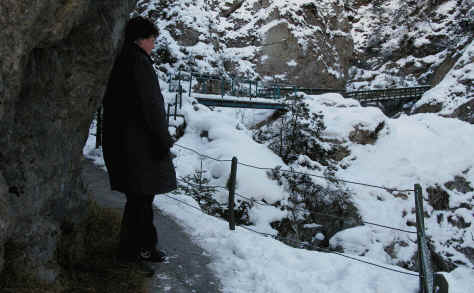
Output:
[
  {"xmin": 343, "ymin": 86, "xmax": 431, "ymax": 106},
  {"xmin": 167, "ymin": 71, "xmax": 430, "ymax": 111}
]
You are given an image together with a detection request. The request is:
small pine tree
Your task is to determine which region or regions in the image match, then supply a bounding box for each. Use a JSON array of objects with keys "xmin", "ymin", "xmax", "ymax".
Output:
[
  {"xmin": 254, "ymin": 96, "xmax": 327, "ymax": 165},
  {"xmin": 175, "ymin": 168, "xmax": 221, "ymax": 215},
  {"xmin": 175, "ymin": 168, "xmax": 253, "ymax": 225}
]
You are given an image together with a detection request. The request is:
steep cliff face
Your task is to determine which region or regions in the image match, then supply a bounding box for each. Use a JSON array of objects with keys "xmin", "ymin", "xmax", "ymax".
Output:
[
  {"xmin": 254, "ymin": 1, "xmax": 353, "ymax": 88},
  {"xmin": 136, "ymin": 0, "xmax": 353, "ymax": 88},
  {"xmin": 0, "ymin": 0, "xmax": 136, "ymax": 282},
  {"xmin": 138, "ymin": 0, "xmax": 471, "ymax": 120},
  {"xmin": 347, "ymin": 0, "xmax": 473, "ymax": 121}
]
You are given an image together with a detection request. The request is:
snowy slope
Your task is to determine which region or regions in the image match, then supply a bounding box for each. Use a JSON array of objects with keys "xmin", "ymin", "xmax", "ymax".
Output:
[
  {"xmin": 82, "ymin": 0, "xmax": 474, "ymax": 291},
  {"xmin": 84, "ymin": 85, "xmax": 474, "ymax": 292},
  {"xmin": 413, "ymin": 40, "xmax": 474, "ymax": 115},
  {"xmin": 138, "ymin": 0, "xmax": 472, "ymax": 117},
  {"xmin": 136, "ymin": 0, "xmax": 352, "ymax": 87},
  {"xmin": 348, "ymin": 0, "xmax": 473, "ymax": 116}
]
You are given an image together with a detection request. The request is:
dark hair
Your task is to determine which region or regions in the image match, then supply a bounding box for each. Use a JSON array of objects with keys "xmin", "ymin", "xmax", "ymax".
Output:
[{"xmin": 124, "ymin": 16, "xmax": 158, "ymax": 43}]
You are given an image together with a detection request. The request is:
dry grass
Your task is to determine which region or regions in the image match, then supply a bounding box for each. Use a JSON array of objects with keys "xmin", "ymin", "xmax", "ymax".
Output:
[{"xmin": 0, "ymin": 200, "xmax": 151, "ymax": 293}]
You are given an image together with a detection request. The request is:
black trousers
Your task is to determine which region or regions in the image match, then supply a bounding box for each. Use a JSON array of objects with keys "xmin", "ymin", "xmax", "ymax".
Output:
[{"xmin": 119, "ymin": 193, "xmax": 158, "ymax": 257}]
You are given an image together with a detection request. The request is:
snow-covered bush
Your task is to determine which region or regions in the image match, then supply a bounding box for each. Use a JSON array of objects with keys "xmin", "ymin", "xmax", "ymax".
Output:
[
  {"xmin": 174, "ymin": 167, "xmax": 253, "ymax": 225},
  {"xmin": 253, "ymin": 96, "xmax": 349, "ymax": 166},
  {"xmin": 267, "ymin": 166, "xmax": 361, "ymax": 248},
  {"xmin": 251, "ymin": 95, "xmax": 362, "ymax": 248}
]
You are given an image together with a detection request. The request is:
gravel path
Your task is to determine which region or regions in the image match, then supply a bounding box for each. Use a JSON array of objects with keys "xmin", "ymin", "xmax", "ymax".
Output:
[{"xmin": 81, "ymin": 158, "xmax": 223, "ymax": 293}]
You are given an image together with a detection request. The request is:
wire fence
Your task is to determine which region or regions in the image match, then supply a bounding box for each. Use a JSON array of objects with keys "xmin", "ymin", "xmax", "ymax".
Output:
[
  {"xmin": 162, "ymin": 192, "xmax": 420, "ymax": 278},
  {"xmin": 174, "ymin": 143, "xmax": 416, "ymax": 234},
  {"xmin": 232, "ymin": 190, "xmax": 417, "ymax": 234},
  {"xmin": 169, "ymin": 143, "xmax": 428, "ymax": 279},
  {"xmin": 175, "ymin": 143, "xmax": 414, "ymax": 193},
  {"xmin": 177, "ymin": 176, "xmax": 416, "ymax": 234}
]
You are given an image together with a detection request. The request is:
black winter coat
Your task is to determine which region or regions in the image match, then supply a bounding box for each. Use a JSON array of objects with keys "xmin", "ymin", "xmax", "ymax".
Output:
[{"xmin": 102, "ymin": 43, "xmax": 177, "ymax": 195}]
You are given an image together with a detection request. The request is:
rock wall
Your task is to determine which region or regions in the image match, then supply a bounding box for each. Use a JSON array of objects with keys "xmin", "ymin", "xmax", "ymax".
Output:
[
  {"xmin": 0, "ymin": 0, "xmax": 136, "ymax": 282},
  {"xmin": 348, "ymin": 0, "xmax": 473, "ymax": 120},
  {"xmin": 256, "ymin": 2, "xmax": 353, "ymax": 89},
  {"xmin": 136, "ymin": 0, "xmax": 353, "ymax": 89}
]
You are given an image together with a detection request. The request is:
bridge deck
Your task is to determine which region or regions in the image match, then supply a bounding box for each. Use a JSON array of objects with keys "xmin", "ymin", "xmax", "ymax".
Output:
[
  {"xmin": 195, "ymin": 97, "xmax": 287, "ymax": 110},
  {"xmin": 344, "ymin": 86, "xmax": 431, "ymax": 103}
]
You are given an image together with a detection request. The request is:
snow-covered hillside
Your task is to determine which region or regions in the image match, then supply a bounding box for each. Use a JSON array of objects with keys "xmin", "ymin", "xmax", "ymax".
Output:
[
  {"xmin": 136, "ymin": 0, "xmax": 353, "ymax": 88},
  {"xmin": 85, "ymin": 84, "xmax": 473, "ymax": 291},
  {"xmin": 139, "ymin": 0, "xmax": 472, "ymax": 111},
  {"xmin": 348, "ymin": 0, "xmax": 473, "ymax": 118}
]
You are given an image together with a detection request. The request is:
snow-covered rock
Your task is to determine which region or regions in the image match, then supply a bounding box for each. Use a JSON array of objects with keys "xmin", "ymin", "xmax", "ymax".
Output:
[{"xmin": 137, "ymin": 0, "xmax": 353, "ymax": 88}]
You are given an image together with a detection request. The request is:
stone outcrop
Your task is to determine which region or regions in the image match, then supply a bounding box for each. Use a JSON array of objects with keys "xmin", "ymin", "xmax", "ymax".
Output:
[
  {"xmin": 348, "ymin": 121, "xmax": 385, "ymax": 145},
  {"xmin": 448, "ymin": 99, "xmax": 474, "ymax": 124},
  {"xmin": 0, "ymin": 0, "xmax": 136, "ymax": 282},
  {"xmin": 137, "ymin": 0, "xmax": 353, "ymax": 89},
  {"xmin": 256, "ymin": 2, "xmax": 353, "ymax": 88}
]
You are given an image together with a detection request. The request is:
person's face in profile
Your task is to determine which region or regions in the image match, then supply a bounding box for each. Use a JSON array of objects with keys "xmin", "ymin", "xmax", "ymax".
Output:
[{"xmin": 137, "ymin": 36, "xmax": 156, "ymax": 55}]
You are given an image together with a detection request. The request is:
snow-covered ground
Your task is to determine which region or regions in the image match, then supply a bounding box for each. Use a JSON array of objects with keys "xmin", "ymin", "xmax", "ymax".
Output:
[
  {"xmin": 84, "ymin": 83, "xmax": 473, "ymax": 292},
  {"xmin": 81, "ymin": 1, "xmax": 474, "ymax": 290}
]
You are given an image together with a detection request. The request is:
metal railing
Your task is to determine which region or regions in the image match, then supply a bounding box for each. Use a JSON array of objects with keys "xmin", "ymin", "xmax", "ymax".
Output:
[{"xmin": 168, "ymin": 71, "xmax": 431, "ymax": 105}]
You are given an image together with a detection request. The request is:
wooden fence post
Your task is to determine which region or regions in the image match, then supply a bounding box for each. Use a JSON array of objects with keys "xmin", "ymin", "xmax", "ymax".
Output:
[
  {"xmin": 414, "ymin": 184, "xmax": 434, "ymax": 293},
  {"xmin": 228, "ymin": 157, "xmax": 238, "ymax": 230}
]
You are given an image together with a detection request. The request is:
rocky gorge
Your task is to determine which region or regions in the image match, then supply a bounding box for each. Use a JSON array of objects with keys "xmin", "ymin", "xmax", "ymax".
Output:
[
  {"xmin": 0, "ymin": 0, "xmax": 472, "ymax": 285},
  {"xmin": 135, "ymin": 0, "xmax": 473, "ymax": 273}
]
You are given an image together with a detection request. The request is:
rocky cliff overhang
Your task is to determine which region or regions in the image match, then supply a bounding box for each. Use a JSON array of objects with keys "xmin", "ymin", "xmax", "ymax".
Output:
[{"xmin": 0, "ymin": 0, "xmax": 136, "ymax": 282}]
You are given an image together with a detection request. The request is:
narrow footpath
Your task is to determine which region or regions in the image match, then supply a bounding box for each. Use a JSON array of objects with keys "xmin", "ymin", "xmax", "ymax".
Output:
[{"xmin": 81, "ymin": 158, "xmax": 223, "ymax": 293}]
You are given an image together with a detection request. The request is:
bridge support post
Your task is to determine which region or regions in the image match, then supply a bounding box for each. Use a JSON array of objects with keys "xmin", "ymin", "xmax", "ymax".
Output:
[
  {"xmin": 178, "ymin": 70, "xmax": 182, "ymax": 95},
  {"xmin": 167, "ymin": 103, "xmax": 171, "ymax": 124},
  {"xmin": 221, "ymin": 77, "xmax": 224, "ymax": 98},
  {"xmin": 231, "ymin": 77, "xmax": 234, "ymax": 96},
  {"xmin": 188, "ymin": 71, "xmax": 192, "ymax": 97},
  {"xmin": 174, "ymin": 97, "xmax": 178, "ymax": 120}
]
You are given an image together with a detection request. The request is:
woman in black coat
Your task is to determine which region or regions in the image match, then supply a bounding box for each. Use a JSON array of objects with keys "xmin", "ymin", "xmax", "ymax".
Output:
[{"xmin": 102, "ymin": 16, "xmax": 176, "ymax": 263}]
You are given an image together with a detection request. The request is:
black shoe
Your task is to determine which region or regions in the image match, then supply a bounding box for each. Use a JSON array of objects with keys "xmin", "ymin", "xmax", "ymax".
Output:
[
  {"xmin": 134, "ymin": 261, "xmax": 155, "ymax": 277},
  {"xmin": 117, "ymin": 255, "xmax": 155, "ymax": 277},
  {"xmin": 139, "ymin": 249, "xmax": 167, "ymax": 263}
]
